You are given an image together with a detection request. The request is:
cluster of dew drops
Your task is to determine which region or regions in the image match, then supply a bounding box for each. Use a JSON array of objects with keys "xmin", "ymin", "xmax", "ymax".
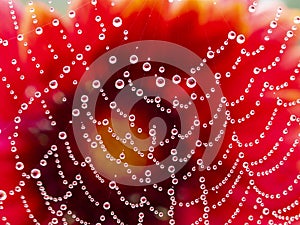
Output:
[{"xmin": 1, "ymin": 0, "xmax": 300, "ymax": 224}]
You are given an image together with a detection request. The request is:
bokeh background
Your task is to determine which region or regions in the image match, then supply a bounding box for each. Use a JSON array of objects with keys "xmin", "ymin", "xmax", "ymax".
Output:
[{"xmin": 20, "ymin": 0, "xmax": 300, "ymax": 14}]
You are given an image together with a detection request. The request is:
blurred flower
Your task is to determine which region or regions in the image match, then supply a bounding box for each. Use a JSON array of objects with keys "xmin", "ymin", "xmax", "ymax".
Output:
[{"xmin": 0, "ymin": 0, "xmax": 300, "ymax": 224}]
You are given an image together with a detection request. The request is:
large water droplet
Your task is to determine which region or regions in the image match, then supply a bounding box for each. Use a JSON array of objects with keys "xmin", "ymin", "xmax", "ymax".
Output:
[
  {"xmin": 0, "ymin": 190, "xmax": 7, "ymax": 201},
  {"xmin": 112, "ymin": 17, "xmax": 122, "ymax": 27},
  {"xmin": 31, "ymin": 169, "xmax": 41, "ymax": 179}
]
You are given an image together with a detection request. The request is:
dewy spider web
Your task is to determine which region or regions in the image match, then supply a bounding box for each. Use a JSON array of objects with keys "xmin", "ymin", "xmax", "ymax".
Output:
[{"xmin": 0, "ymin": 0, "xmax": 300, "ymax": 224}]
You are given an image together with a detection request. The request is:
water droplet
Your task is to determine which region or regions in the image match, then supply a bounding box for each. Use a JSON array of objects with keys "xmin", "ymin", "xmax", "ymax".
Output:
[
  {"xmin": 17, "ymin": 34, "xmax": 24, "ymax": 41},
  {"xmin": 49, "ymin": 80, "xmax": 58, "ymax": 89},
  {"xmin": 103, "ymin": 202, "xmax": 110, "ymax": 210},
  {"xmin": 172, "ymin": 74, "xmax": 181, "ymax": 84},
  {"xmin": 115, "ymin": 79, "xmax": 125, "ymax": 89},
  {"xmin": 207, "ymin": 50, "xmax": 215, "ymax": 59},
  {"xmin": 0, "ymin": 190, "xmax": 7, "ymax": 201},
  {"xmin": 109, "ymin": 181, "xmax": 116, "ymax": 189},
  {"xmin": 95, "ymin": 15, "xmax": 101, "ymax": 22},
  {"xmin": 186, "ymin": 77, "xmax": 196, "ymax": 88},
  {"xmin": 143, "ymin": 62, "xmax": 151, "ymax": 72},
  {"xmin": 92, "ymin": 80, "xmax": 101, "ymax": 89},
  {"xmin": 81, "ymin": 95, "xmax": 89, "ymax": 103},
  {"xmin": 262, "ymin": 208, "xmax": 269, "ymax": 215},
  {"xmin": 15, "ymin": 162, "xmax": 24, "ymax": 170},
  {"xmin": 109, "ymin": 101, "xmax": 117, "ymax": 109},
  {"xmin": 72, "ymin": 109, "xmax": 80, "ymax": 117},
  {"xmin": 52, "ymin": 19, "xmax": 60, "ymax": 26},
  {"xmin": 31, "ymin": 169, "xmax": 41, "ymax": 179},
  {"xmin": 58, "ymin": 131, "xmax": 67, "ymax": 140},
  {"xmin": 294, "ymin": 16, "xmax": 300, "ymax": 24},
  {"xmin": 109, "ymin": 56, "xmax": 117, "ymax": 64},
  {"xmin": 159, "ymin": 66, "xmax": 165, "ymax": 73},
  {"xmin": 270, "ymin": 20, "xmax": 277, "ymax": 28},
  {"xmin": 35, "ymin": 27, "xmax": 43, "ymax": 35},
  {"xmin": 248, "ymin": 5, "xmax": 256, "ymax": 13},
  {"xmin": 129, "ymin": 55, "xmax": 138, "ymax": 64},
  {"xmin": 156, "ymin": 77, "xmax": 166, "ymax": 87},
  {"xmin": 68, "ymin": 10, "xmax": 76, "ymax": 18},
  {"xmin": 149, "ymin": 129, "xmax": 156, "ymax": 136},
  {"xmin": 99, "ymin": 33, "xmax": 105, "ymax": 40},
  {"xmin": 228, "ymin": 31, "xmax": 236, "ymax": 40},
  {"xmin": 119, "ymin": 152, "xmax": 125, "ymax": 159},
  {"xmin": 63, "ymin": 66, "xmax": 70, "ymax": 74},
  {"xmin": 286, "ymin": 30, "xmax": 293, "ymax": 38},
  {"xmin": 112, "ymin": 17, "xmax": 122, "ymax": 27},
  {"xmin": 236, "ymin": 34, "xmax": 245, "ymax": 44}
]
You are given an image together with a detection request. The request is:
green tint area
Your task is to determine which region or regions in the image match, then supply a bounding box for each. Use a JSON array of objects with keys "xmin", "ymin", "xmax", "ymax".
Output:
[
  {"xmin": 284, "ymin": 0, "xmax": 300, "ymax": 9},
  {"xmin": 20, "ymin": 0, "xmax": 69, "ymax": 14}
]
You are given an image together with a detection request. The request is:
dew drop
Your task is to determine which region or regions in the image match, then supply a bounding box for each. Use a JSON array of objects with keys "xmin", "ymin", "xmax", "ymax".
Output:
[
  {"xmin": 99, "ymin": 33, "xmax": 105, "ymax": 40},
  {"xmin": 156, "ymin": 77, "xmax": 166, "ymax": 87},
  {"xmin": 109, "ymin": 181, "xmax": 116, "ymax": 189},
  {"xmin": 228, "ymin": 31, "xmax": 236, "ymax": 40},
  {"xmin": 262, "ymin": 208, "xmax": 270, "ymax": 215},
  {"xmin": 294, "ymin": 16, "xmax": 300, "ymax": 24},
  {"xmin": 31, "ymin": 169, "xmax": 41, "ymax": 179},
  {"xmin": 172, "ymin": 74, "xmax": 181, "ymax": 84},
  {"xmin": 91, "ymin": 80, "xmax": 100, "ymax": 89},
  {"xmin": 270, "ymin": 20, "xmax": 277, "ymax": 28},
  {"xmin": 15, "ymin": 162, "xmax": 24, "ymax": 170},
  {"xmin": 49, "ymin": 80, "xmax": 58, "ymax": 89},
  {"xmin": 68, "ymin": 10, "xmax": 76, "ymax": 18},
  {"xmin": 207, "ymin": 51, "xmax": 215, "ymax": 59},
  {"xmin": 52, "ymin": 19, "xmax": 60, "ymax": 26},
  {"xmin": 35, "ymin": 27, "xmax": 43, "ymax": 35},
  {"xmin": 248, "ymin": 5, "xmax": 256, "ymax": 13},
  {"xmin": 112, "ymin": 17, "xmax": 122, "ymax": 27},
  {"xmin": 186, "ymin": 77, "xmax": 197, "ymax": 88},
  {"xmin": 236, "ymin": 34, "xmax": 245, "ymax": 44},
  {"xmin": 17, "ymin": 34, "xmax": 24, "ymax": 41},
  {"xmin": 58, "ymin": 131, "xmax": 67, "ymax": 140},
  {"xmin": 103, "ymin": 202, "xmax": 110, "ymax": 210},
  {"xmin": 115, "ymin": 79, "xmax": 125, "ymax": 89},
  {"xmin": 109, "ymin": 56, "xmax": 117, "ymax": 64},
  {"xmin": 0, "ymin": 190, "xmax": 7, "ymax": 201},
  {"xmin": 72, "ymin": 109, "xmax": 80, "ymax": 117},
  {"xmin": 130, "ymin": 55, "xmax": 138, "ymax": 64},
  {"xmin": 286, "ymin": 30, "xmax": 294, "ymax": 38},
  {"xmin": 63, "ymin": 66, "xmax": 70, "ymax": 74},
  {"xmin": 143, "ymin": 62, "xmax": 151, "ymax": 72},
  {"xmin": 81, "ymin": 95, "xmax": 89, "ymax": 103}
]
